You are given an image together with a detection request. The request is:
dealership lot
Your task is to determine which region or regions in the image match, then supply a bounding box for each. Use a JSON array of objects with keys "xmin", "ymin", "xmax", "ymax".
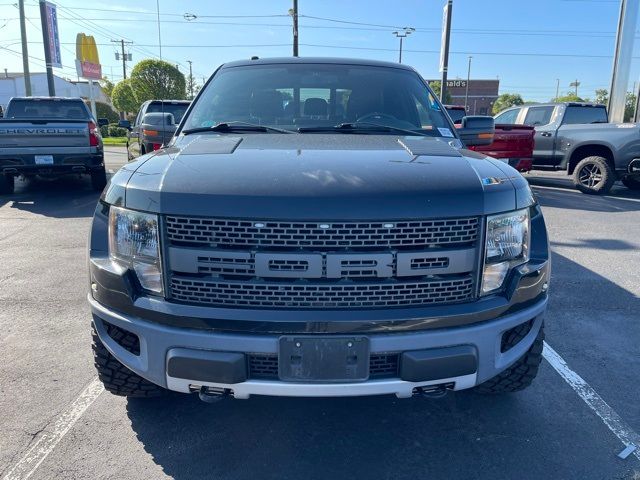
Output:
[{"xmin": 0, "ymin": 148, "xmax": 639, "ymax": 480}]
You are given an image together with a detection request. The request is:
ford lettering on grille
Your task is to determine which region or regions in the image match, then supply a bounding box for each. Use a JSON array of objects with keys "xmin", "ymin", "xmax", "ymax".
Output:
[{"xmin": 165, "ymin": 216, "xmax": 480, "ymax": 309}]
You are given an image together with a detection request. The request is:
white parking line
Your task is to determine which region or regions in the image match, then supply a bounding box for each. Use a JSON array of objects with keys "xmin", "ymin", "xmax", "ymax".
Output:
[
  {"xmin": 1, "ymin": 379, "xmax": 104, "ymax": 480},
  {"xmin": 2, "ymin": 345, "xmax": 638, "ymax": 480},
  {"xmin": 543, "ymin": 342, "xmax": 640, "ymax": 461}
]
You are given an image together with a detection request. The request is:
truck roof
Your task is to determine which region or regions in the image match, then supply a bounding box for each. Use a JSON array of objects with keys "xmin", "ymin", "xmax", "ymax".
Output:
[
  {"xmin": 525, "ymin": 102, "xmax": 606, "ymax": 108},
  {"xmin": 9, "ymin": 96, "xmax": 85, "ymax": 102},
  {"xmin": 221, "ymin": 56, "xmax": 415, "ymax": 71}
]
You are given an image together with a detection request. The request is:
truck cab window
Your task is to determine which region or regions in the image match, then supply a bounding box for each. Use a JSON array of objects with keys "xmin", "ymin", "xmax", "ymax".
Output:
[
  {"xmin": 523, "ymin": 106, "xmax": 554, "ymax": 126},
  {"xmin": 494, "ymin": 108, "xmax": 519, "ymax": 124},
  {"xmin": 562, "ymin": 106, "xmax": 608, "ymax": 125}
]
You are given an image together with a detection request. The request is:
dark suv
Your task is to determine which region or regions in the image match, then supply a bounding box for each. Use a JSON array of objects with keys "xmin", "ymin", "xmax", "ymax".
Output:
[{"xmin": 88, "ymin": 58, "xmax": 549, "ymax": 401}]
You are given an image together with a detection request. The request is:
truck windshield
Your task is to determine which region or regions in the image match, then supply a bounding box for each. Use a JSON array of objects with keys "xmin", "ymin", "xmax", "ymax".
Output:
[
  {"xmin": 147, "ymin": 103, "xmax": 190, "ymax": 123},
  {"xmin": 6, "ymin": 99, "xmax": 89, "ymax": 120},
  {"xmin": 182, "ymin": 63, "xmax": 452, "ymax": 136}
]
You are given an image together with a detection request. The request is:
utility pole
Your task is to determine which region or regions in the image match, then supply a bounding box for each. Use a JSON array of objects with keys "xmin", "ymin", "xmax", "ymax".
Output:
[
  {"xmin": 464, "ymin": 56, "xmax": 472, "ymax": 111},
  {"xmin": 555, "ymin": 78, "xmax": 560, "ymax": 100},
  {"xmin": 439, "ymin": 0, "xmax": 453, "ymax": 102},
  {"xmin": 290, "ymin": 0, "xmax": 299, "ymax": 57},
  {"xmin": 111, "ymin": 39, "xmax": 133, "ymax": 79},
  {"xmin": 392, "ymin": 28, "xmax": 415, "ymax": 64},
  {"xmin": 570, "ymin": 79, "xmax": 580, "ymax": 97},
  {"xmin": 156, "ymin": 0, "xmax": 162, "ymax": 60},
  {"xmin": 18, "ymin": 0, "xmax": 32, "ymax": 96},
  {"xmin": 38, "ymin": 0, "xmax": 55, "ymax": 96},
  {"xmin": 187, "ymin": 60, "xmax": 194, "ymax": 99}
]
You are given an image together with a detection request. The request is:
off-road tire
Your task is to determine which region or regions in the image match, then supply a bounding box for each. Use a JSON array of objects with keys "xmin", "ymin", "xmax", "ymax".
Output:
[
  {"xmin": 621, "ymin": 176, "xmax": 640, "ymax": 190},
  {"xmin": 0, "ymin": 174, "xmax": 15, "ymax": 195},
  {"xmin": 92, "ymin": 324, "xmax": 166, "ymax": 397},
  {"xmin": 90, "ymin": 166, "xmax": 107, "ymax": 191},
  {"xmin": 573, "ymin": 156, "xmax": 615, "ymax": 195},
  {"xmin": 475, "ymin": 323, "xmax": 544, "ymax": 394}
]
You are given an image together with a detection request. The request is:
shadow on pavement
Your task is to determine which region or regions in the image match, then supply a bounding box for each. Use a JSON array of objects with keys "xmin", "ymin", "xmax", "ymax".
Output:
[
  {"xmin": 124, "ymin": 251, "xmax": 639, "ymax": 480},
  {"xmin": 0, "ymin": 175, "xmax": 101, "ymax": 218},
  {"xmin": 530, "ymin": 183, "xmax": 640, "ymax": 213}
]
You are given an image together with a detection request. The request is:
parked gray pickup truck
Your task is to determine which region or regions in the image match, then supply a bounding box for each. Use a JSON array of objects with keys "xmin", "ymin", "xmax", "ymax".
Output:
[
  {"xmin": 120, "ymin": 100, "xmax": 190, "ymax": 160},
  {"xmin": 0, "ymin": 97, "xmax": 106, "ymax": 194},
  {"xmin": 88, "ymin": 57, "xmax": 550, "ymax": 402},
  {"xmin": 494, "ymin": 102, "xmax": 640, "ymax": 194}
]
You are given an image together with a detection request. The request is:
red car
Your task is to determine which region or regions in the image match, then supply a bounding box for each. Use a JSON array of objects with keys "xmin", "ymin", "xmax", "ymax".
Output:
[{"xmin": 445, "ymin": 105, "xmax": 534, "ymax": 172}]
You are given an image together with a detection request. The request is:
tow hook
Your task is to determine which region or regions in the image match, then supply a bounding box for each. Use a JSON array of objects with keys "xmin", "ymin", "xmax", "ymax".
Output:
[
  {"xmin": 197, "ymin": 386, "xmax": 232, "ymax": 403},
  {"xmin": 413, "ymin": 383, "xmax": 452, "ymax": 399}
]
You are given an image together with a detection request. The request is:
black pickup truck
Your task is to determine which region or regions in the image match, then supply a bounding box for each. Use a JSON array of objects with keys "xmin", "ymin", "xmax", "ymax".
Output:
[
  {"xmin": 0, "ymin": 97, "xmax": 107, "ymax": 194},
  {"xmin": 88, "ymin": 58, "xmax": 549, "ymax": 402}
]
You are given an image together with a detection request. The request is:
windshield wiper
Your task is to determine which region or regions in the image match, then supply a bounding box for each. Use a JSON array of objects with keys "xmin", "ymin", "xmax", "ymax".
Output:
[
  {"xmin": 182, "ymin": 121, "xmax": 294, "ymax": 135},
  {"xmin": 298, "ymin": 122, "xmax": 429, "ymax": 137}
]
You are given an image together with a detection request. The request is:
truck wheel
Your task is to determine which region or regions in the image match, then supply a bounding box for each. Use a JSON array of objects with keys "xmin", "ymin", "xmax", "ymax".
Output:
[
  {"xmin": 92, "ymin": 324, "xmax": 166, "ymax": 397},
  {"xmin": 573, "ymin": 156, "xmax": 615, "ymax": 194},
  {"xmin": 90, "ymin": 166, "xmax": 107, "ymax": 191},
  {"xmin": 0, "ymin": 174, "xmax": 15, "ymax": 195},
  {"xmin": 621, "ymin": 176, "xmax": 640, "ymax": 190},
  {"xmin": 474, "ymin": 323, "xmax": 544, "ymax": 394}
]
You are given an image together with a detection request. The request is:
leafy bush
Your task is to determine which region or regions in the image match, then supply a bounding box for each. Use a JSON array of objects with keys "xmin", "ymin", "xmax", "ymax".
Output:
[
  {"xmin": 100, "ymin": 125, "xmax": 110, "ymax": 137},
  {"xmin": 107, "ymin": 124, "xmax": 128, "ymax": 137}
]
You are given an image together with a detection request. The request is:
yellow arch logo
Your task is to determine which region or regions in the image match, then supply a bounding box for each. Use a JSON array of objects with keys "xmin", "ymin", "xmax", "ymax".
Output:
[{"xmin": 76, "ymin": 33, "xmax": 100, "ymax": 64}]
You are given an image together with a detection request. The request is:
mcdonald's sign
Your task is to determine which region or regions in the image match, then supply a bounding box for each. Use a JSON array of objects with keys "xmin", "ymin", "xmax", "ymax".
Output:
[{"xmin": 75, "ymin": 33, "xmax": 102, "ymax": 80}]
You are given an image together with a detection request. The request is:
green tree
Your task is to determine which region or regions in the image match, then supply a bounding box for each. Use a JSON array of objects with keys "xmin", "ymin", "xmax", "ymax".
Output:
[
  {"xmin": 100, "ymin": 77, "xmax": 114, "ymax": 101},
  {"xmin": 551, "ymin": 92, "xmax": 585, "ymax": 103},
  {"xmin": 84, "ymin": 100, "xmax": 119, "ymax": 123},
  {"xmin": 594, "ymin": 88, "xmax": 608, "ymax": 105},
  {"xmin": 492, "ymin": 93, "xmax": 524, "ymax": 115},
  {"xmin": 625, "ymin": 91, "xmax": 636, "ymax": 122},
  {"xmin": 111, "ymin": 78, "xmax": 140, "ymax": 113},
  {"xmin": 130, "ymin": 59, "xmax": 186, "ymax": 102},
  {"xmin": 428, "ymin": 81, "xmax": 452, "ymax": 104}
]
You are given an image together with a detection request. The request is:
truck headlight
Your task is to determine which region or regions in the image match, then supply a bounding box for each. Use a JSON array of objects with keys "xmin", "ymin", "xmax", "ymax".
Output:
[
  {"xmin": 481, "ymin": 208, "xmax": 530, "ymax": 294},
  {"xmin": 108, "ymin": 206, "xmax": 163, "ymax": 295}
]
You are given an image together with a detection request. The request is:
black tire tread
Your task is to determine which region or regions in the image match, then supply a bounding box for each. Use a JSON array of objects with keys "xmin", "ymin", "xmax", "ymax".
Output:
[
  {"xmin": 475, "ymin": 324, "xmax": 544, "ymax": 394},
  {"xmin": 573, "ymin": 156, "xmax": 615, "ymax": 195},
  {"xmin": 92, "ymin": 324, "xmax": 166, "ymax": 398}
]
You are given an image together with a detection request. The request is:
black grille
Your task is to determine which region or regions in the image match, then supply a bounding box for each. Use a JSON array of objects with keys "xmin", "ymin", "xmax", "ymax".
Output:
[
  {"xmin": 170, "ymin": 276, "xmax": 474, "ymax": 309},
  {"xmin": 501, "ymin": 319, "xmax": 534, "ymax": 353},
  {"xmin": 165, "ymin": 216, "xmax": 479, "ymax": 249},
  {"xmin": 247, "ymin": 353, "xmax": 400, "ymax": 380}
]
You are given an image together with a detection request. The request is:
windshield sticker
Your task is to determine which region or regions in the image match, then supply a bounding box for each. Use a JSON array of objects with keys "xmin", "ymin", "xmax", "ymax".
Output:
[{"xmin": 438, "ymin": 127, "xmax": 454, "ymax": 137}]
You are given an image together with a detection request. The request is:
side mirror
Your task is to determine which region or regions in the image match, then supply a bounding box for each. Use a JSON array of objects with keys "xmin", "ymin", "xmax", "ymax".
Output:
[
  {"xmin": 118, "ymin": 119, "xmax": 131, "ymax": 130},
  {"xmin": 458, "ymin": 116, "xmax": 495, "ymax": 147},
  {"xmin": 97, "ymin": 118, "xmax": 109, "ymax": 127}
]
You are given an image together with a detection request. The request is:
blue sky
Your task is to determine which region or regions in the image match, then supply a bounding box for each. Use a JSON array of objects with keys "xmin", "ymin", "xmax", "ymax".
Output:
[{"xmin": 0, "ymin": 0, "xmax": 637, "ymax": 102}]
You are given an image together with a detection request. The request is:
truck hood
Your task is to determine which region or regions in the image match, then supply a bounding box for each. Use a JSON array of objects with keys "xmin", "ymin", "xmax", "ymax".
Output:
[{"xmin": 113, "ymin": 134, "xmax": 531, "ymax": 220}]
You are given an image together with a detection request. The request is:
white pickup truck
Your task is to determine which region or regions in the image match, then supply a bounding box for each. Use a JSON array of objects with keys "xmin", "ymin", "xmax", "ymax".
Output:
[{"xmin": 0, "ymin": 97, "xmax": 107, "ymax": 194}]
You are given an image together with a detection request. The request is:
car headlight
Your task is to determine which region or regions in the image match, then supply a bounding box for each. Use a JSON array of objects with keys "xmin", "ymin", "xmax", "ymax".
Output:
[
  {"xmin": 481, "ymin": 208, "xmax": 530, "ymax": 295},
  {"xmin": 108, "ymin": 206, "xmax": 163, "ymax": 295}
]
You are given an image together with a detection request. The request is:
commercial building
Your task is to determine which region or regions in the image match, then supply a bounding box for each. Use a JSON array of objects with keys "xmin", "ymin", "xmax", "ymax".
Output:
[
  {"xmin": 427, "ymin": 79, "xmax": 500, "ymax": 115},
  {"xmin": 0, "ymin": 72, "xmax": 107, "ymax": 109}
]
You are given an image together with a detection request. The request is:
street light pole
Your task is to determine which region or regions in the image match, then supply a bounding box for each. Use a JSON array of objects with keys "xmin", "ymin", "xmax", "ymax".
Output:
[
  {"xmin": 156, "ymin": 0, "xmax": 162, "ymax": 60},
  {"xmin": 187, "ymin": 60, "xmax": 194, "ymax": 99},
  {"xmin": 392, "ymin": 27, "xmax": 414, "ymax": 64},
  {"xmin": 291, "ymin": 0, "xmax": 299, "ymax": 57},
  {"xmin": 464, "ymin": 56, "xmax": 472, "ymax": 111},
  {"xmin": 555, "ymin": 78, "xmax": 560, "ymax": 100}
]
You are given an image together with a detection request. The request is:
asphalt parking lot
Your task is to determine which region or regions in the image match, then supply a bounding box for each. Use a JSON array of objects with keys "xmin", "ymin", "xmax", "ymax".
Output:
[{"xmin": 1, "ymin": 147, "xmax": 639, "ymax": 480}]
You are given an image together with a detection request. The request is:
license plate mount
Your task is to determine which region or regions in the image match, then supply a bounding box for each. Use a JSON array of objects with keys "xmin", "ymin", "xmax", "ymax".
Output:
[
  {"xmin": 35, "ymin": 155, "xmax": 54, "ymax": 165},
  {"xmin": 278, "ymin": 336, "xmax": 369, "ymax": 382}
]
